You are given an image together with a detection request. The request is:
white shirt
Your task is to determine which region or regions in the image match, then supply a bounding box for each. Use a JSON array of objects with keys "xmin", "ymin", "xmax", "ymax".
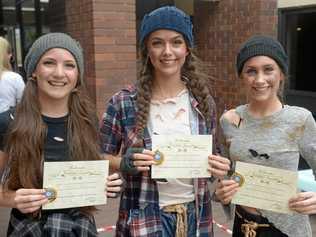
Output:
[
  {"xmin": 0, "ymin": 71, "xmax": 25, "ymax": 112},
  {"xmin": 148, "ymin": 89, "xmax": 195, "ymax": 208}
]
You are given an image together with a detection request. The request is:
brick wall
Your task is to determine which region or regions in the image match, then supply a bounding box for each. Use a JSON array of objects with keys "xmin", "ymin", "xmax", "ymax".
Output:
[
  {"xmin": 48, "ymin": 0, "xmax": 278, "ymax": 119},
  {"xmin": 51, "ymin": 0, "xmax": 137, "ymax": 118},
  {"xmin": 64, "ymin": 0, "xmax": 97, "ymax": 110},
  {"xmin": 194, "ymin": 0, "xmax": 278, "ymax": 116},
  {"xmin": 91, "ymin": 0, "xmax": 137, "ymax": 117}
]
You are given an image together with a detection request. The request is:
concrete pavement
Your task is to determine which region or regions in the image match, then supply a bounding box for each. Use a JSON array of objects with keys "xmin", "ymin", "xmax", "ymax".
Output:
[{"xmin": 1, "ymin": 200, "xmax": 316, "ymax": 236}]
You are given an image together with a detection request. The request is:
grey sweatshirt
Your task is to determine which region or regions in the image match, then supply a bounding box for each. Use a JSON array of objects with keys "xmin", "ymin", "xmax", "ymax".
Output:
[{"xmin": 220, "ymin": 104, "xmax": 316, "ymax": 237}]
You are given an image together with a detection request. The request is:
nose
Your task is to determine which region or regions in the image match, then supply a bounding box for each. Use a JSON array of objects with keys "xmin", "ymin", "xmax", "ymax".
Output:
[
  {"xmin": 254, "ymin": 71, "xmax": 266, "ymax": 83},
  {"xmin": 54, "ymin": 63, "xmax": 65, "ymax": 77},
  {"xmin": 163, "ymin": 43, "xmax": 172, "ymax": 56}
]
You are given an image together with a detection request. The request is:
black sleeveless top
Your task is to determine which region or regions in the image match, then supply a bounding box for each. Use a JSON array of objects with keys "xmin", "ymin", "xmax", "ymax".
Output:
[{"xmin": 0, "ymin": 108, "xmax": 70, "ymax": 161}]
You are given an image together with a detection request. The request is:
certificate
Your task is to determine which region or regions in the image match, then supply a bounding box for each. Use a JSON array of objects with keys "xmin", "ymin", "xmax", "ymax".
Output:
[
  {"xmin": 151, "ymin": 135, "xmax": 212, "ymax": 179},
  {"xmin": 231, "ymin": 161, "xmax": 297, "ymax": 214},
  {"xmin": 43, "ymin": 160, "xmax": 109, "ymax": 210}
]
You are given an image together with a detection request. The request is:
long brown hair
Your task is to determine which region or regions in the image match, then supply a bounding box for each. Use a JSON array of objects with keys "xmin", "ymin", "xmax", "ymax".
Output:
[
  {"xmin": 135, "ymin": 43, "xmax": 216, "ymax": 138},
  {"xmin": 3, "ymin": 76, "xmax": 100, "ymax": 215}
]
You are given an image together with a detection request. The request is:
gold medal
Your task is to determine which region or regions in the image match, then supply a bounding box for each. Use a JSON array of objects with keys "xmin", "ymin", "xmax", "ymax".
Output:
[
  {"xmin": 153, "ymin": 150, "xmax": 164, "ymax": 165},
  {"xmin": 44, "ymin": 187, "xmax": 57, "ymax": 203},
  {"xmin": 231, "ymin": 172, "xmax": 245, "ymax": 187}
]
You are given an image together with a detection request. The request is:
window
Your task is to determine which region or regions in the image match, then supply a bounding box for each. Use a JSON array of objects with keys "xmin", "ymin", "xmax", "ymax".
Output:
[
  {"xmin": 279, "ymin": 8, "xmax": 316, "ymax": 92},
  {"xmin": 0, "ymin": 0, "xmax": 54, "ymax": 72},
  {"xmin": 279, "ymin": 7, "xmax": 316, "ymax": 115}
]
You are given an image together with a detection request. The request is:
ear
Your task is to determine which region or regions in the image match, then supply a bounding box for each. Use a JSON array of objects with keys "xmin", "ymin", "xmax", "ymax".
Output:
[
  {"xmin": 280, "ymin": 72, "xmax": 285, "ymax": 81},
  {"xmin": 238, "ymin": 73, "xmax": 244, "ymax": 82},
  {"xmin": 185, "ymin": 47, "xmax": 190, "ymax": 57}
]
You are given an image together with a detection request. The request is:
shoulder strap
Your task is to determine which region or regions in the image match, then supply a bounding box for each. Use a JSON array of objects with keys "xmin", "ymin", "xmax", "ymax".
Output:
[{"xmin": 234, "ymin": 105, "xmax": 247, "ymax": 128}]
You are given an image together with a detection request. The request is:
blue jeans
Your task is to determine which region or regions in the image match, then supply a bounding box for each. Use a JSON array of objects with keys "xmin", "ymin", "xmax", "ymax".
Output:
[{"xmin": 160, "ymin": 201, "xmax": 197, "ymax": 237}]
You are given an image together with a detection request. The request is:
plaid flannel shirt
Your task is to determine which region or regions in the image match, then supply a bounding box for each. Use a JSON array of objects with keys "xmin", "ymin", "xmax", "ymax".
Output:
[
  {"xmin": 100, "ymin": 86, "xmax": 217, "ymax": 237},
  {"xmin": 7, "ymin": 208, "xmax": 97, "ymax": 237}
]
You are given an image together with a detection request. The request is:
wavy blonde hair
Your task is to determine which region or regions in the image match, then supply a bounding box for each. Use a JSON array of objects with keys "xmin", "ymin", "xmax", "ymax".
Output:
[{"xmin": 0, "ymin": 37, "xmax": 12, "ymax": 78}]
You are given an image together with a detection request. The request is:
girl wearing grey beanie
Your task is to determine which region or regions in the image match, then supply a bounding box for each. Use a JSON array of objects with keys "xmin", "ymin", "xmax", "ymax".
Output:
[
  {"xmin": 100, "ymin": 5, "xmax": 231, "ymax": 237},
  {"xmin": 0, "ymin": 32, "xmax": 122, "ymax": 236},
  {"xmin": 215, "ymin": 35, "xmax": 316, "ymax": 237}
]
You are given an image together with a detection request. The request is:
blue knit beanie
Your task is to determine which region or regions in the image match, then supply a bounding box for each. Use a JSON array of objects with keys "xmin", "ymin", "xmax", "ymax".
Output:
[
  {"xmin": 236, "ymin": 35, "xmax": 288, "ymax": 76},
  {"xmin": 139, "ymin": 6, "xmax": 193, "ymax": 47}
]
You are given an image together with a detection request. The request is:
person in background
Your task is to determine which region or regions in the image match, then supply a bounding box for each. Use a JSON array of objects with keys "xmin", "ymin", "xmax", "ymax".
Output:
[
  {"xmin": 100, "ymin": 6, "xmax": 230, "ymax": 237},
  {"xmin": 0, "ymin": 37, "xmax": 25, "ymax": 112},
  {"xmin": 215, "ymin": 35, "xmax": 316, "ymax": 237},
  {"xmin": 0, "ymin": 32, "xmax": 122, "ymax": 236}
]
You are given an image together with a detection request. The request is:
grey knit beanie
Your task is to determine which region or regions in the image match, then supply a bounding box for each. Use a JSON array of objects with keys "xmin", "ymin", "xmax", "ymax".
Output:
[
  {"xmin": 24, "ymin": 32, "xmax": 84, "ymax": 82},
  {"xmin": 139, "ymin": 6, "xmax": 193, "ymax": 47},
  {"xmin": 236, "ymin": 35, "xmax": 288, "ymax": 76}
]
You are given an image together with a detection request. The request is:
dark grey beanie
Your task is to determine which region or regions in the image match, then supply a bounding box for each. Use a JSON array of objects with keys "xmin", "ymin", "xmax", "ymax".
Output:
[
  {"xmin": 139, "ymin": 6, "xmax": 193, "ymax": 47},
  {"xmin": 24, "ymin": 32, "xmax": 84, "ymax": 82},
  {"xmin": 236, "ymin": 35, "xmax": 288, "ymax": 76}
]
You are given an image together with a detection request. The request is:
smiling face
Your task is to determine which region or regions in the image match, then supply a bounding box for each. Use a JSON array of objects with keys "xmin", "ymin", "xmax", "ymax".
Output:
[
  {"xmin": 146, "ymin": 29, "xmax": 189, "ymax": 79},
  {"xmin": 241, "ymin": 55, "xmax": 284, "ymax": 104},
  {"xmin": 32, "ymin": 48, "xmax": 79, "ymax": 107}
]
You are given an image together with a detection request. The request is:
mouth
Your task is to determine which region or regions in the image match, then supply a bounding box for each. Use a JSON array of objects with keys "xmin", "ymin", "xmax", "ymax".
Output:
[
  {"xmin": 160, "ymin": 59, "xmax": 177, "ymax": 65},
  {"xmin": 253, "ymin": 86, "xmax": 269, "ymax": 92},
  {"xmin": 48, "ymin": 81, "xmax": 67, "ymax": 87}
]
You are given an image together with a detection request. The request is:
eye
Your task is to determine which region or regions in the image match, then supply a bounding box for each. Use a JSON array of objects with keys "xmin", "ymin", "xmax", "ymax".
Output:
[
  {"xmin": 264, "ymin": 66, "xmax": 274, "ymax": 74},
  {"xmin": 65, "ymin": 63, "xmax": 76, "ymax": 69},
  {"xmin": 151, "ymin": 40, "xmax": 163, "ymax": 47},
  {"xmin": 173, "ymin": 39, "xmax": 184, "ymax": 46},
  {"xmin": 245, "ymin": 68, "xmax": 257, "ymax": 76},
  {"xmin": 43, "ymin": 60, "xmax": 55, "ymax": 66}
]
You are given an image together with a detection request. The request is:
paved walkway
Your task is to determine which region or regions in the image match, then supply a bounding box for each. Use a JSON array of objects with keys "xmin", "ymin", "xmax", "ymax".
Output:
[{"xmin": 1, "ymin": 200, "xmax": 316, "ymax": 236}]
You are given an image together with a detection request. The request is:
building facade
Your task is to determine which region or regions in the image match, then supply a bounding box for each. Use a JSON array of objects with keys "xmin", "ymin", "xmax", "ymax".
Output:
[{"xmin": 1, "ymin": 0, "xmax": 316, "ymax": 117}]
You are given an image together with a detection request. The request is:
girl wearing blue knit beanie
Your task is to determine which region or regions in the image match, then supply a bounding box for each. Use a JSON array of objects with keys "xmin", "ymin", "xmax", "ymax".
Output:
[
  {"xmin": 0, "ymin": 32, "xmax": 123, "ymax": 236},
  {"xmin": 215, "ymin": 35, "xmax": 316, "ymax": 237},
  {"xmin": 100, "ymin": 5, "xmax": 230, "ymax": 237}
]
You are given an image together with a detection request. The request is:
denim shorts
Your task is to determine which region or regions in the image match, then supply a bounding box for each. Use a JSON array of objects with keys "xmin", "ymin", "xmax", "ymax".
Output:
[{"xmin": 160, "ymin": 201, "xmax": 197, "ymax": 237}]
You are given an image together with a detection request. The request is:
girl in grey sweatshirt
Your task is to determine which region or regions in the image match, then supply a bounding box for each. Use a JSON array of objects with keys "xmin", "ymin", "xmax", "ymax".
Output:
[{"xmin": 215, "ymin": 35, "xmax": 316, "ymax": 237}]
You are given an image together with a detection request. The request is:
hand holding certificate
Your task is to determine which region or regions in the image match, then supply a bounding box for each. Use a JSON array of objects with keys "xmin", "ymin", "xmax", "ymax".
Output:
[
  {"xmin": 231, "ymin": 161, "xmax": 298, "ymax": 214},
  {"xmin": 151, "ymin": 135, "xmax": 212, "ymax": 179},
  {"xmin": 43, "ymin": 160, "xmax": 109, "ymax": 210}
]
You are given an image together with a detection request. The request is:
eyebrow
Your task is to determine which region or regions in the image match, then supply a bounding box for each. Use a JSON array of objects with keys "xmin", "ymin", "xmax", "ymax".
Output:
[
  {"xmin": 41, "ymin": 57, "xmax": 76, "ymax": 63},
  {"xmin": 244, "ymin": 64, "xmax": 275, "ymax": 68},
  {"xmin": 64, "ymin": 60, "xmax": 76, "ymax": 63},
  {"xmin": 150, "ymin": 35, "xmax": 184, "ymax": 41}
]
